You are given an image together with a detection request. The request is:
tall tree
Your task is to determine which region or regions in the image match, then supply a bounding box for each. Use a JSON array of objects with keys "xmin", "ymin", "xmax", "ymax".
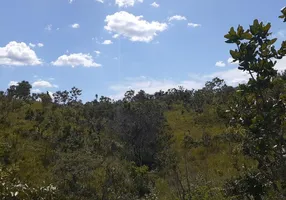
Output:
[{"xmin": 7, "ymin": 81, "xmax": 32, "ymax": 100}]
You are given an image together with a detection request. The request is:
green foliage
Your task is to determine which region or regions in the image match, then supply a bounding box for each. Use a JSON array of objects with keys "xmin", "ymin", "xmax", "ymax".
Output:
[
  {"xmin": 223, "ymin": 9, "xmax": 286, "ymax": 200},
  {"xmin": 279, "ymin": 7, "xmax": 286, "ymax": 22},
  {"xmin": 7, "ymin": 81, "xmax": 32, "ymax": 100},
  {"xmin": 0, "ymin": 166, "xmax": 59, "ymax": 199},
  {"xmin": 0, "ymin": 79, "xmax": 238, "ymax": 199},
  {"xmin": 1, "ymin": 6, "xmax": 286, "ymax": 200}
]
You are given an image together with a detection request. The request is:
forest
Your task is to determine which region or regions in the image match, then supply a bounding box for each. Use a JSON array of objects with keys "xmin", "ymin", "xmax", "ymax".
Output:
[{"xmin": 1, "ymin": 6, "xmax": 286, "ymax": 200}]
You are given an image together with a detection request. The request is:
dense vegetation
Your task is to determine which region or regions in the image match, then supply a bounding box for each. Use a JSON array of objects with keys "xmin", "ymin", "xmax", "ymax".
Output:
[{"xmin": 1, "ymin": 7, "xmax": 286, "ymax": 200}]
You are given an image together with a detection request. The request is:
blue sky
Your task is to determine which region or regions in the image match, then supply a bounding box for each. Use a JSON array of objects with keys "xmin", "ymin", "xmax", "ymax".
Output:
[{"xmin": 0, "ymin": 0, "xmax": 285, "ymax": 101}]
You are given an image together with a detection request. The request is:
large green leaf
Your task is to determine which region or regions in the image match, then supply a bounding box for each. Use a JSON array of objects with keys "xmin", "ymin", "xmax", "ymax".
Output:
[
  {"xmin": 230, "ymin": 50, "xmax": 240, "ymax": 59},
  {"xmin": 268, "ymin": 38, "xmax": 277, "ymax": 46},
  {"xmin": 242, "ymin": 32, "xmax": 252, "ymax": 40},
  {"xmin": 237, "ymin": 25, "xmax": 244, "ymax": 37},
  {"xmin": 230, "ymin": 27, "xmax": 236, "ymax": 36},
  {"xmin": 263, "ymin": 23, "xmax": 271, "ymax": 32}
]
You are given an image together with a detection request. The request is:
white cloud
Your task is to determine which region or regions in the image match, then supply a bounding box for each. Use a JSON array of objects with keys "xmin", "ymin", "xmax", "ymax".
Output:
[
  {"xmin": 37, "ymin": 43, "xmax": 44, "ymax": 47},
  {"xmin": 29, "ymin": 43, "xmax": 44, "ymax": 48},
  {"xmin": 69, "ymin": 0, "xmax": 74, "ymax": 3},
  {"xmin": 215, "ymin": 61, "xmax": 226, "ymax": 67},
  {"xmin": 168, "ymin": 15, "xmax": 187, "ymax": 22},
  {"xmin": 104, "ymin": 11, "xmax": 167, "ymax": 42},
  {"xmin": 115, "ymin": 0, "xmax": 143, "ymax": 7},
  {"xmin": 31, "ymin": 88, "xmax": 42, "ymax": 93},
  {"xmin": 0, "ymin": 41, "xmax": 42, "ymax": 66},
  {"xmin": 208, "ymin": 57, "xmax": 286, "ymax": 85},
  {"xmin": 109, "ymin": 57, "xmax": 286, "ymax": 100},
  {"xmin": 109, "ymin": 76, "xmax": 203, "ymax": 100},
  {"xmin": 102, "ymin": 40, "xmax": 113, "ymax": 45},
  {"xmin": 150, "ymin": 2, "xmax": 159, "ymax": 7},
  {"xmin": 206, "ymin": 68, "xmax": 249, "ymax": 85},
  {"xmin": 29, "ymin": 43, "xmax": 36, "ymax": 48},
  {"xmin": 51, "ymin": 53, "xmax": 101, "ymax": 68},
  {"xmin": 32, "ymin": 80, "xmax": 58, "ymax": 88},
  {"xmin": 45, "ymin": 24, "xmax": 52, "ymax": 31},
  {"xmin": 112, "ymin": 34, "xmax": 120, "ymax": 39},
  {"xmin": 275, "ymin": 57, "xmax": 286, "ymax": 72},
  {"xmin": 95, "ymin": 0, "xmax": 104, "ymax": 3},
  {"xmin": 187, "ymin": 22, "xmax": 201, "ymax": 27},
  {"xmin": 71, "ymin": 23, "xmax": 80, "ymax": 29},
  {"xmin": 8, "ymin": 81, "xmax": 18, "ymax": 87},
  {"xmin": 94, "ymin": 50, "xmax": 101, "ymax": 56}
]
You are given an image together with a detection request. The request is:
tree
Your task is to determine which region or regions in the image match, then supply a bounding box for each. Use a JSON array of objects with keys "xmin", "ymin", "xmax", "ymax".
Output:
[
  {"xmin": 39, "ymin": 92, "xmax": 52, "ymax": 106},
  {"xmin": 53, "ymin": 90, "xmax": 69, "ymax": 104},
  {"xmin": 7, "ymin": 81, "xmax": 32, "ymax": 100},
  {"xmin": 68, "ymin": 87, "xmax": 82, "ymax": 104},
  {"xmin": 112, "ymin": 100, "xmax": 173, "ymax": 170},
  {"xmin": 224, "ymin": 11, "xmax": 286, "ymax": 199}
]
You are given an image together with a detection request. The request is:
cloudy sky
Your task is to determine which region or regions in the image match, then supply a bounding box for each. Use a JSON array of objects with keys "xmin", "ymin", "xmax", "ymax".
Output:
[{"xmin": 0, "ymin": 0, "xmax": 285, "ymax": 100}]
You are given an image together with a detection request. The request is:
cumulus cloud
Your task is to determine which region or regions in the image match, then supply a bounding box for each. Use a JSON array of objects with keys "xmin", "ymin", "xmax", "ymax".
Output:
[
  {"xmin": 32, "ymin": 80, "xmax": 58, "ymax": 88},
  {"xmin": 69, "ymin": 0, "xmax": 74, "ymax": 3},
  {"xmin": 71, "ymin": 23, "xmax": 80, "ymax": 29},
  {"xmin": 188, "ymin": 22, "xmax": 201, "ymax": 27},
  {"xmin": 37, "ymin": 43, "xmax": 44, "ymax": 47},
  {"xmin": 51, "ymin": 53, "xmax": 101, "ymax": 68},
  {"xmin": 112, "ymin": 34, "xmax": 120, "ymax": 39},
  {"xmin": 205, "ymin": 68, "xmax": 249, "ymax": 85},
  {"xmin": 168, "ymin": 15, "xmax": 187, "ymax": 22},
  {"xmin": 31, "ymin": 88, "xmax": 42, "ymax": 93},
  {"xmin": 215, "ymin": 61, "xmax": 226, "ymax": 67},
  {"xmin": 104, "ymin": 11, "xmax": 167, "ymax": 42},
  {"xmin": 115, "ymin": 0, "xmax": 143, "ymax": 7},
  {"xmin": 8, "ymin": 81, "xmax": 18, "ymax": 87},
  {"xmin": 95, "ymin": 0, "xmax": 104, "ymax": 2},
  {"xmin": 0, "ymin": 41, "xmax": 42, "ymax": 66},
  {"xmin": 102, "ymin": 40, "xmax": 113, "ymax": 45},
  {"xmin": 150, "ymin": 2, "xmax": 159, "ymax": 7}
]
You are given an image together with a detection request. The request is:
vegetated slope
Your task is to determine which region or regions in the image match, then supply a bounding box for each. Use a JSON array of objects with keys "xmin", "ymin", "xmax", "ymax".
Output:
[
  {"xmin": 1, "ymin": 8, "xmax": 286, "ymax": 199},
  {"xmin": 0, "ymin": 78, "xmax": 253, "ymax": 199}
]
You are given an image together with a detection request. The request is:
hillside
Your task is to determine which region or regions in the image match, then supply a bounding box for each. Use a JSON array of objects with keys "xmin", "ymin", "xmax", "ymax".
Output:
[{"xmin": 1, "ymin": 7, "xmax": 286, "ymax": 200}]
